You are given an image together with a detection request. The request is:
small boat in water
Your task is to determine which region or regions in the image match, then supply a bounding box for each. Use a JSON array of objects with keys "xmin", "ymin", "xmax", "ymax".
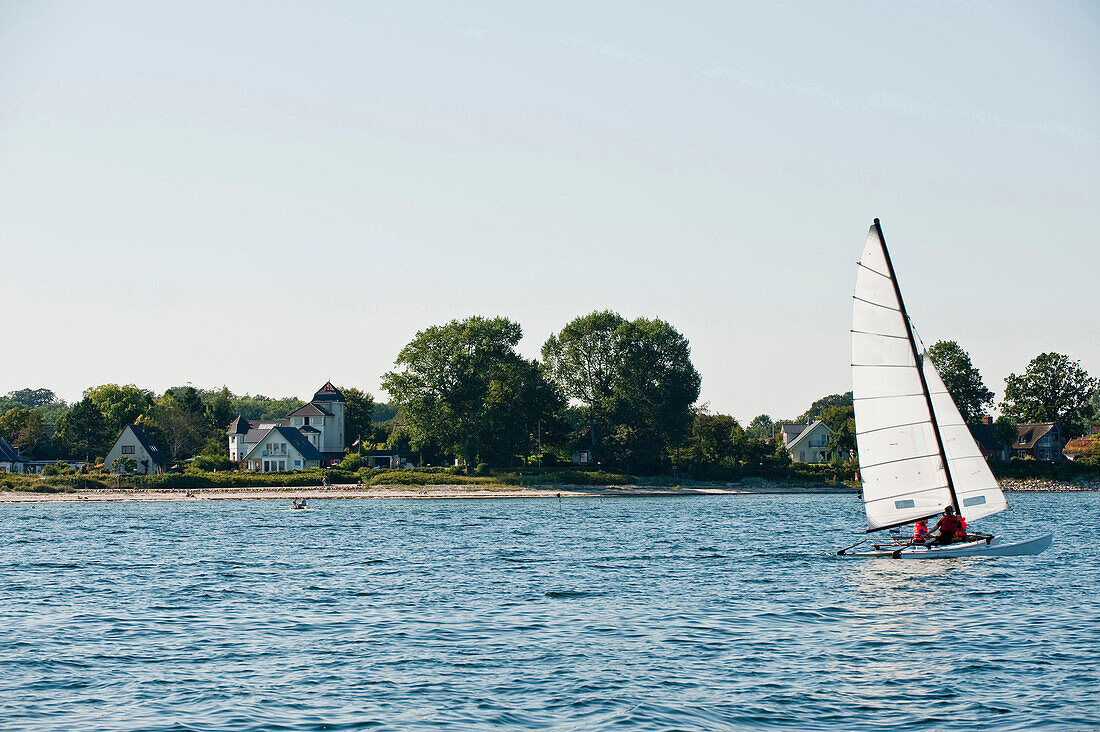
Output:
[{"xmin": 838, "ymin": 220, "xmax": 1052, "ymax": 559}]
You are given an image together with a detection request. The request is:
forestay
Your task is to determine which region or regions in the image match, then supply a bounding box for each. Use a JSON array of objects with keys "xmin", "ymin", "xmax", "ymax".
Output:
[{"xmin": 851, "ymin": 223, "xmax": 1005, "ymax": 531}]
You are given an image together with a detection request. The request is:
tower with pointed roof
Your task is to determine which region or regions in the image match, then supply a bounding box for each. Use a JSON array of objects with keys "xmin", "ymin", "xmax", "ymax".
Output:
[{"xmin": 226, "ymin": 382, "xmax": 348, "ymax": 469}]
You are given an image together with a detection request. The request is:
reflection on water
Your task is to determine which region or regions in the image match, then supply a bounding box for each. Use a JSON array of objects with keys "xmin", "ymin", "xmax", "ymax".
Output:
[{"xmin": 0, "ymin": 492, "xmax": 1096, "ymax": 731}]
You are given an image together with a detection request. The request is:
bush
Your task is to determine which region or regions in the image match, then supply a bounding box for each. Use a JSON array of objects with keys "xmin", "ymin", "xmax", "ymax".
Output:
[
  {"xmin": 191, "ymin": 454, "xmax": 235, "ymax": 472},
  {"xmin": 340, "ymin": 454, "xmax": 365, "ymax": 471},
  {"xmin": 42, "ymin": 463, "xmax": 72, "ymax": 476},
  {"xmin": 474, "ymin": 463, "xmax": 491, "ymax": 477}
]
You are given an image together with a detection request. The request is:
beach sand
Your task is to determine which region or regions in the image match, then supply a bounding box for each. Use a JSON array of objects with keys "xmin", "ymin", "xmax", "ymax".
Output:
[{"xmin": 0, "ymin": 480, "xmax": 857, "ymax": 503}]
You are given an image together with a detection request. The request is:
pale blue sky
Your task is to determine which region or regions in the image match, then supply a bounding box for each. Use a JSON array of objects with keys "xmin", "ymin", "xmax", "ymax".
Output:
[{"xmin": 2, "ymin": 1, "xmax": 1097, "ymax": 421}]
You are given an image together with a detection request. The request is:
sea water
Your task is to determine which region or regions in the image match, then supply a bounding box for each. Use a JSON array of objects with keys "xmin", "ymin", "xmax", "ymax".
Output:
[{"xmin": 0, "ymin": 492, "xmax": 1096, "ymax": 731}]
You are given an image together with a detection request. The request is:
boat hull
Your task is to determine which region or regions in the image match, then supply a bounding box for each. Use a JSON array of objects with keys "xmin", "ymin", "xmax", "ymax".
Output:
[{"xmin": 844, "ymin": 533, "xmax": 1053, "ymax": 559}]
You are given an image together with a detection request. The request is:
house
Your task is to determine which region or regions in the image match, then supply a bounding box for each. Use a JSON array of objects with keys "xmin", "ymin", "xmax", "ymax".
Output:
[
  {"xmin": 104, "ymin": 425, "xmax": 169, "ymax": 474},
  {"xmin": 781, "ymin": 420, "xmax": 834, "ymax": 463},
  {"xmin": 0, "ymin": 436, "xmax": 30, "ymax": 473},
  {"xmin": 967, "ymin": 420, "xmax": 1012, "ymax": 461},
  {"xmin": 228, "ymin": 382, "xmax": 347, "ymax": 468},
  {"xmin": 238, "ymin": 425, "xmax": 323, "ymax": 472},
  {"xmin": 360, "ymin": 449, "xmax": 414, "ymax": 469},
  {"xmin": 1012, "ymin": 423, "xmax": 1063, "ymax": 461},
  {"xmin": 1063, "ymin": 438, "xmax": 1099, "ymax": 461}
]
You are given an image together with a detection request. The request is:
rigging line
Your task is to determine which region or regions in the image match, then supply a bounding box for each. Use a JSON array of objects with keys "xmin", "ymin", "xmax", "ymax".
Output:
[
  {"xmin": 857, "ymin": 261, "xmax": 892, "ymax": 280},
  {"xmin": 852, "ymin": 295, "xmax": 900, "ymax": 312},
  {"xmin": 860, "ymin": 452, "xmax": 942, "ymax": 470},
  {"xmin": 853, "ymin": 392, "xmax": 926, "ymax": 401},
  {"xmin": 850, "ymin": 329, "xmax": 909, "ymax": 340},
  {"xmin": 856, "ymin": 420, "xmax": 931, "ymax": 436}
]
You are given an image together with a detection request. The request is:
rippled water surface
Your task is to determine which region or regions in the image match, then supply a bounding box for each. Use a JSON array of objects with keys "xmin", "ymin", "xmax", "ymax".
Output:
[{"xmin": 2, "ymin": 493, "xmax": 1097, "ymax": 731}]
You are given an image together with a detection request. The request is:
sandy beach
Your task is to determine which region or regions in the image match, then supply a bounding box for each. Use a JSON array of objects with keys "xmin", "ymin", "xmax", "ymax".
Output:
[{"xmin": 0, "ymin": 480, "xmax": 858, "ymax": 503}]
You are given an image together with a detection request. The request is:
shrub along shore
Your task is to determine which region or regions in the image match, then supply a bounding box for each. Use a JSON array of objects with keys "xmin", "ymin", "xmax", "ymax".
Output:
[{"xmin": 2, "ymin": 462, "xmax": 1097, "ymax": 499}]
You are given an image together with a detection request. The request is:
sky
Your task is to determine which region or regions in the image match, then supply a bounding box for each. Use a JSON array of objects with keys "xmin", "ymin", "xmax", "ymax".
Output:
[{"xmin": 1, "ymin": 1, "xmax": 1097, "ymax": 422}]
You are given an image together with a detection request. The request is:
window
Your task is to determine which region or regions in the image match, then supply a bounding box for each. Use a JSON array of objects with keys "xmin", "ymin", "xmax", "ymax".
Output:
[
  {"xmin": 278, "ymin": 460, "xmax": 285, "ymax": 471},
  {"xmin": 295, "ymin": 460, "xmax": 301, "ymax": 467},
  {"xmin": 304, "ymin": 417, "xmax": 310, "ymax": 425},
  {"xmin": 121, "ymin": 445, "xmax": 135, "ymax": 455}
]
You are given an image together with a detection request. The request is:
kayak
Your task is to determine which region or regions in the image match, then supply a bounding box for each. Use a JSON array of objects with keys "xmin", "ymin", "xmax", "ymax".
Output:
[{"xmin": 841, "ymin": 533, "xmax": 1053, "ymax": 559}]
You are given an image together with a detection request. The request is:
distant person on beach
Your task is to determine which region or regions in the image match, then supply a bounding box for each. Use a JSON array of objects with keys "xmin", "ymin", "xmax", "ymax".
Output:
[
  {"xmin": 322, "ymin": 476, "xmax": 328, "ymax": 488},
  {"xmin": 928, "ymin": 506, "xmax": 964, "ymax": 545}
]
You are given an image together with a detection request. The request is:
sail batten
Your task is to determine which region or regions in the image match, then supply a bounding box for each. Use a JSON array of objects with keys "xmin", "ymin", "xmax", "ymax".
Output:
[{"xmin": 852, "ymin": 221, "xmax": 1006, "ymax": 531}]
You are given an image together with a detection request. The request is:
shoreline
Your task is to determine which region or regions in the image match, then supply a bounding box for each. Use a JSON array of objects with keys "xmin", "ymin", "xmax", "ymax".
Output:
[
  {"xmin": 2, "ymin": 476, "xmax": 1097, "ymax": 503},
  {"xmin": 0, "ymin": 480, "xmax": 857, "ymax": 503}
]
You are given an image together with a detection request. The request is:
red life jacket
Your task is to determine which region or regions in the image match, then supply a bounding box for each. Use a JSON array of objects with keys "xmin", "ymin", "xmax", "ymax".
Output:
[
  {"xmin": 956, "ymin": 515, "xmax": 967, "ymax": 538},
  {"xmin": 940, "ymin": 513, "xmax": 963, "ymax": 537},
  {"xmin": 913, "ymin": 521, "xmax": 928, "ymax": 539}
]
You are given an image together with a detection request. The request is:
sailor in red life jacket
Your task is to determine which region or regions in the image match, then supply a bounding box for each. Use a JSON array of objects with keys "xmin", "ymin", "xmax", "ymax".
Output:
[
  {"xmin": 928, "ymin": 506, "xmax": 965, "ymax": 545},
  {"xmin": 912, "ymin": 519, "xmax": 929, "ymax": 543}
]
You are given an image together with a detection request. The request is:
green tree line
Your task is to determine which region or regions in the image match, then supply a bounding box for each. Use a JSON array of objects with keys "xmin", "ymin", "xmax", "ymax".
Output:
[{"xmin": 3, "ymin": 324, "xmax": 1097, "ymax": 474}]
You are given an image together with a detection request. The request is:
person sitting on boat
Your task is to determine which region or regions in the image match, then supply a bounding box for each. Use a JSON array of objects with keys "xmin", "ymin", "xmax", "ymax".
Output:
[
  {"xmin": 912, "ymin": 519, "xmax": 929, "ymax": 542},
  {"xmin": 928, "ymin": 506, "xmax": 965, "ymax": 545}
]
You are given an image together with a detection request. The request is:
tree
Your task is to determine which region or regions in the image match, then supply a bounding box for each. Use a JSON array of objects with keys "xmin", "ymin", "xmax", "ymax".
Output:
[
  {"xmin": 927, "ymin": 340, "xmax": 994, "ymax": 423},
  {"xmin": 819, "ymin": 405, "xmax": 856, "ymax": 461},
  {"xmin": 0, "ymin": 407, "xmax": 46, "ymax": 457},
  {"xmin": 203, "ymin": 386, "xmax": 236, "ymax": 432},
  {"xmin": 798, "ymin": 392, "xmax": 853, "ymax": 423},
  {"xmin": 992, "ymin": 416, "xmax": 1017, "ymax": 454},
  {"xmin": 54, "ymin": 398, "xmax": 110, "ymax": 460},
  {"xmin": 542, "ymin": 311, "xmax": 701, "ymax": 471},
  {"xmin": 382, "ymin": 316, "xmax": 557, "ymax": 470},
  {"xmin": 3, "ymin": 388, "xmax": 59, "ymax": 409},
  {"xmin": 84, "ymin": 384, "xmax": 155, "ymax": 439},
  {"xmin": 745, "ymin": 414, "xmax": 775, "ymax": 441},
  {"xmin": 1001, "ymin": 353, "xmax": 1098, "ymax": 439},
  {"xmin": 477, "ymin": 359, "xmax": 565, "ymax": 466},
  {"xmin": 143, "ymin": 392, "xmax": 208, "ymax": 461},
  {"xmin": 340, "ymin": 387, "xmax": 376, "ymax": 450},
  {"xmin": 111, "ymin": 455, "xmax": 138, "ymax": 473},
  {"xmin": 231, "ymin": 393, "xmax": 306, "ymax": 420}
]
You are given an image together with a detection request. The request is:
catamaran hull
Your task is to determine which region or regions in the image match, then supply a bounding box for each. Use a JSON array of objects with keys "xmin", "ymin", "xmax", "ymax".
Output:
[{"xmin": 845, "ymin": 533, "xmax": 1053, "ymax": 559}]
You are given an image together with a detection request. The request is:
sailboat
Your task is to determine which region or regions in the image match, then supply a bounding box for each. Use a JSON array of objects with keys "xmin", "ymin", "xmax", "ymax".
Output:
[{"xmin": 838, "ymin": 220, "xmax": 1052, "ymax": 559}]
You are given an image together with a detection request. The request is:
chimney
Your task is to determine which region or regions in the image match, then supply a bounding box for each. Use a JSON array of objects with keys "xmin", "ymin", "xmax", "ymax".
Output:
[{"xmin": 983, "ymin": 416, "xmax": 993, "ymax": 425}]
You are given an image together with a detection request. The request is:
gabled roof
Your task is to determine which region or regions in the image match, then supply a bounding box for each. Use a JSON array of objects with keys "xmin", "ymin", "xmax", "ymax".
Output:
[
  {"xmin": 312, "ymin": 381, "xmax": 345, "ymax": 403},
  {"xmin": 0, "ymin": 436, "xmax": 29, "ymax": 464},
  {"xmin": 227, "ymin": 415, "xmax": 251, "ymax": 435},
  {"xmin": 1063, "ymin": 438, "xmax": 1098, "ymax": 457},
  {"xmin": 288, "ymin": 403, "xmax": 331, "ymax": 418},
  {"xmin": 125, "ymin": 424, "xmax": 169, "ymax": 466},
  {"xmin": 1014, "ymin": 423, "xmax": 1057, "ymax": 450},
  {"xmin": 780, "ymin": 423, "xmax": 808, "ymax": 443},
  {"xmin": 241, "ymin": 426, "xmax": 324, "ymax": 463},
  {"xmin": 785, "ymin": 420, "xmax": 832, "ymax": 451}
]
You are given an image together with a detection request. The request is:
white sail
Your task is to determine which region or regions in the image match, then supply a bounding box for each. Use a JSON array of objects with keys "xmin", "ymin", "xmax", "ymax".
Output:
[
  {"xmin": 921, "ymin": 360, "xmax": 1007, "ymax": 522},
  {"xmin": 852, "ymin": 223, "xmax": 1006, "ymax": 530},
  {"xmin": 852, "ymin": 226, "xmax": 952, "ymax": 530}
]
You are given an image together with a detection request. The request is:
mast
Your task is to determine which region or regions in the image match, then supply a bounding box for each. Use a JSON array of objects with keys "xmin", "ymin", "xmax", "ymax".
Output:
[{"xmin": 871, "ymin": 218, "xmax": 961, "ymax": 514}]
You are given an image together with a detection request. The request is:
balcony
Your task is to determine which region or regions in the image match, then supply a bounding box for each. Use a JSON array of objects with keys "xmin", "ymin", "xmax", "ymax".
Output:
[{"xmin": 261, "ymin": 450, "xmax": 288, "ymax": 457}]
